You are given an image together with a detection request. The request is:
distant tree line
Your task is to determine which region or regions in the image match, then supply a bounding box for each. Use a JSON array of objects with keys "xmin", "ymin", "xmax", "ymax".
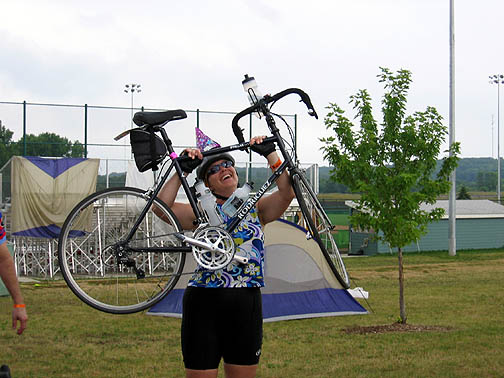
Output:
[
  {"xmin": 1, "ymin": 121, "xmax": 502, "ymax": 193},
  {"xmin": 319, "ymin": 159, "xmax": 503, "ymax": 194},
  {"xmin": 0, "ymin": 121, "xmax": 84, "ymax": 168}
]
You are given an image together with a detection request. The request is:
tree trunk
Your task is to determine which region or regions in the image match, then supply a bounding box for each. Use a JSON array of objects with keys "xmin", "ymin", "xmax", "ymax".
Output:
[{"xmin": 398, "ymin": 247, "xmax": 407, "ymax": 324}]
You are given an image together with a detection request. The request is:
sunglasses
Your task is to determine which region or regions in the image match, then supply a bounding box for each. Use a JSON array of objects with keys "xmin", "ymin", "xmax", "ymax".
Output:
[{"xmin": 207, "ymin": 160, "xmax": 234, "ymax": 177}]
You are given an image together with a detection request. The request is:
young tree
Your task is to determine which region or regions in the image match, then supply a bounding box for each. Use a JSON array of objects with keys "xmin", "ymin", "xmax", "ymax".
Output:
[
  {"xmin": 457, "ymin": 185, "xmax": 471, "ymax": 200},
  {"xmin": 321, "ymin": 68, "xmax": 459, "ymax": 324}
]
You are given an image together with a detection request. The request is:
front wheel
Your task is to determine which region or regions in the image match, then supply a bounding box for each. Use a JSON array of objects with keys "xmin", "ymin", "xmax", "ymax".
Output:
[
  {"xmin": 58, "ymin": 187, "xmax": 186, "ymax": 314},
  {"xmin": 292, "ymin": 172, "xmax": 350, "ymax": 288}
]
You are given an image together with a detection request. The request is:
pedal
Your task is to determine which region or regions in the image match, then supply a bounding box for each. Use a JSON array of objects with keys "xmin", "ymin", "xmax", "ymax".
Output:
[{"xmin": 233, "ymin": 255, "xmax": 249, "ymax": 265}]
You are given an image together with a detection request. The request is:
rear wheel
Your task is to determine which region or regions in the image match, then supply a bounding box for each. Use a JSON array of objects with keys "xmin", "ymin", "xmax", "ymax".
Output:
[
  {"xmin": 58, "ymin": 187, "xmax": 186, "ymax": 314},
  {"xmin": 292, "ymin": 172, "xmax": 350, "ymax": 288}
]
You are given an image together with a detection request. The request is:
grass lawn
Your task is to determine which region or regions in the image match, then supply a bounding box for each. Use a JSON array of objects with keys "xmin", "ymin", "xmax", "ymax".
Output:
[{"xmin": 1, "ymin": 249, "xmax": 503, "ymax": 377}]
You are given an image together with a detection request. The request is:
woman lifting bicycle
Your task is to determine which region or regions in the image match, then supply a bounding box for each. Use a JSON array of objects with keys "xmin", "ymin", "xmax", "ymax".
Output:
[
  {"xmin": 158, "ymin": 135, "xmax": 294, "ymax": 378},
  {"xmin": 57, "ymin": 77, "xmax": 349, "ymax": 332}
]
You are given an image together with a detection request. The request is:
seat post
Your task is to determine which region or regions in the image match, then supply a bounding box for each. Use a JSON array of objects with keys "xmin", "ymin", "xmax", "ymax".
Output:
[{"xmin": 159, "ymin": 128, "xmax": 174, "ymax": 154}]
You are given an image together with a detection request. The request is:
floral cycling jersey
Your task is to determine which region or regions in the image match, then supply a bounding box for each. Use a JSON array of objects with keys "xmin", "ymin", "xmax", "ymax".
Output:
[{"xmin": 187, "ymin": 206, "xmax": 265, "ymax": 288}]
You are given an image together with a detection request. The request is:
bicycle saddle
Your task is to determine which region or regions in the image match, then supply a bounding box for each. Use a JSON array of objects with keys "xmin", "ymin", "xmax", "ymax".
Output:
[{"xmin": 133, "ymin": 109, "xmax": 187, "ymax": 127}]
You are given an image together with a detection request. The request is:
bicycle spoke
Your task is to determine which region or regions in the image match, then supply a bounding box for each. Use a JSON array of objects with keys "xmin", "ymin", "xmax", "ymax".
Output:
[
  {"xmin": 59, "ymin": 188, "xmax": 186, "ymax": 314},
  {"xmin": 293, "ymin": 172, "xmax": 350, "ymax": 288}
]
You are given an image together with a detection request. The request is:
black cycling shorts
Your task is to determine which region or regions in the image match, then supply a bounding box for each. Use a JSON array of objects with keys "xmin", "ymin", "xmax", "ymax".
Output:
[{"xmin": 181, "ymin": 286, "xmax": 263, "ymax": 370}]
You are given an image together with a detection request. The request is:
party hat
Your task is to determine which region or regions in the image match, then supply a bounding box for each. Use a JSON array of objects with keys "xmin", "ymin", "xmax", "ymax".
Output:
[{"xmin": 195, "ymin": 127, "xmax": 220, "ymax": 151}]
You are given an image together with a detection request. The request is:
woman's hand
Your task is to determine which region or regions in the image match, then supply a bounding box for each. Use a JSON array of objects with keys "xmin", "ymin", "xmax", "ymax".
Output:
[
  {"xmin": 182, "ymin": 148, "xmax": 203, "ymax": 160},
  {"xmin": 250, "ymin": 135, "xmax": 276, "ymax": 158},
  {"xmin": 179, "ymin": 148, "xmax": 203, "ymax": 174}
]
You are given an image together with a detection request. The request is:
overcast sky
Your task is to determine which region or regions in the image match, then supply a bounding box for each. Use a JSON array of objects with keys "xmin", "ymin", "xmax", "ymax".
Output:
[{"xmin": 1, "ymin": 0, "xmax": 502, "ymax": 166}]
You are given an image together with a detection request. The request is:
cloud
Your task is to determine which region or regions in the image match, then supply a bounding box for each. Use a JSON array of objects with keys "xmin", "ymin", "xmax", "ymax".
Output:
[{"xmin": 0, "ymin": 0, "xmax": 503, "ymax": 164}]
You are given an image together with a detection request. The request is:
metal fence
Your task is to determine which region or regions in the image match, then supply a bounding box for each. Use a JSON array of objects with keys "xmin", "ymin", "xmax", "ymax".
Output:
[
  {"xmin": 0, "ymin": 156, "xmax": 318, "ymax": 278},
  {"xmin": 0, "ymin": 100, "xmax": 297, "ymax": 162},
  {"xmin": 0, "ymin": 100, "xmax": 329, "ymax": 278}
]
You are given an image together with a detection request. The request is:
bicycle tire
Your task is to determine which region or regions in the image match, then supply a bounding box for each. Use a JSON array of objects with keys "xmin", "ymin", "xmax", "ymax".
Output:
[
  {"xmin": 291, "ymin": 172, "xmax": 350, "ymax": 288},
  {"xmin": 58, "ymin": 187, "xmax": 186, "ymax": 314}
]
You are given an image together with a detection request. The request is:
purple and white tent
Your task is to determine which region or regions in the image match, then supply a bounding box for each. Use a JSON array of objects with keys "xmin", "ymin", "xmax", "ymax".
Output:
[
  {"xmin": 148, "ymin": 219, "xmax": 367, "ymax": 322},
  {"xmin": 10, "ymin": 156, "xmax": 99, "ymax": 238}
]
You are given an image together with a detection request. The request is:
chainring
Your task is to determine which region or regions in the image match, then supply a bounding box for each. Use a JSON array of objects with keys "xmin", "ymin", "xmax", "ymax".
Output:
[{"xmin": 191, "ymin": 226, "xmax": 235, "ymax": 270}]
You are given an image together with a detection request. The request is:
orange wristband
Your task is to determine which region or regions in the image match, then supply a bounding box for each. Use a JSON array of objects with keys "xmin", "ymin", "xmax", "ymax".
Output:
[
  {"xmin": 270, "ymin": 158, "xmax": 282, "ymax": 170},
  {"xmin": 14, "ymin": 304, "xmax": 26, "ymax": 308}
]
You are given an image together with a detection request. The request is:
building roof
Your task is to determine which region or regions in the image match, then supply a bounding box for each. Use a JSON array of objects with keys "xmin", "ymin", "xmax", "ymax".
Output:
[
  {"xmin": 345, "ymin": 199, "xmax": 504, "ymax": 219},
  {"xmin": 422, "ymin": 200, "xmax": 504, "ymax": 219}
]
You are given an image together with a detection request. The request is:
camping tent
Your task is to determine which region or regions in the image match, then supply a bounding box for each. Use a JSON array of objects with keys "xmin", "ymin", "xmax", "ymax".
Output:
[
  {"xmin": 7, "ymin": 156, "xmax": 99, "ymax": 277},
  {"xmin": 10, "ymin": 156, "xmax": 99, "ymax": 238},
  {"xmin": 148, "ymin": 219, "xmax": 367, "ymax": 322}
]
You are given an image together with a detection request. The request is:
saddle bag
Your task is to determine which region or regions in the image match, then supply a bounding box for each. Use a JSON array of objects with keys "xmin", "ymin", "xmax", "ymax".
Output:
[{"xmin": 130, "ymin": 128, "xmax": 167, "ymax": 172}]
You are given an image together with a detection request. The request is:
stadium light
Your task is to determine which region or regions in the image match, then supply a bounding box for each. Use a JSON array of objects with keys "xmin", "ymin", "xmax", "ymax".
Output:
[{"xmin": 124, "ymin": 83, "xmax": 142, "ymax": 127}]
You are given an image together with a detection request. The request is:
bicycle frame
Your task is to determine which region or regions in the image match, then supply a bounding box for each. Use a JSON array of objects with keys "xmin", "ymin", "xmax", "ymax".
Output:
[
  {"xmin": 57, "ymin": 82, "xmax": 351, "ymax": 315},
  {"xmin": 122, "ymin": 87, "xmax": 317, "ymax": 254},
  {"xmin": 124, "ymin": 139, "xmax": 294, "ymax": 253}
]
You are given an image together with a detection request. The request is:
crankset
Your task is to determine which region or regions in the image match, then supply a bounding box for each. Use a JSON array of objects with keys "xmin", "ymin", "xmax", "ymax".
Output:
[{"xmin": 175, "ymin": 226, "xmax": 247, "ymax": 270}]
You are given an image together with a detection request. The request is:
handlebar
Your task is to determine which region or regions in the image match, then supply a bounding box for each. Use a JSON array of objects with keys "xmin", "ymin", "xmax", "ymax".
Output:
[
  {"xmin": 176, "ymin": 136, "xmax": 279, "ymax": 165},
  {"xmin": 231, "ymin": 88, "xmax": 318, "ymax": 144}
]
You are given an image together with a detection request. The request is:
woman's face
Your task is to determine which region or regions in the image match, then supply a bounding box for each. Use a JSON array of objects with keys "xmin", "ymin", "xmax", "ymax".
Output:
[{"xmin": 206, "ymin": 159, "xmax": 238, "ymax": 196}]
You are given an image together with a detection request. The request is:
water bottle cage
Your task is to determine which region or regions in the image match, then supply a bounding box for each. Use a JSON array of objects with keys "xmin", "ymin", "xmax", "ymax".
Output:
[
  {"xmin": 230, "ymin": 197, "xmax": 244, "ymax": 209},
  {"xmin": 221, "ymin": 182, "xmax": 253, "ymax": 218}
]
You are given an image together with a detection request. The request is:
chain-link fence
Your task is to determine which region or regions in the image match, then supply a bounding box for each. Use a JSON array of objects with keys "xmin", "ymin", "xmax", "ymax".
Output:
[
  {"xmin": 0, "ymin": 100, "xmax": 351, "ymax": 278},
  {"xmin": 0, "ymin": 156, "xmax": 320, "ymax": 278},
  {"xmin": 0, "ymin": 100, "xmax": 298, "ymax": 162}
]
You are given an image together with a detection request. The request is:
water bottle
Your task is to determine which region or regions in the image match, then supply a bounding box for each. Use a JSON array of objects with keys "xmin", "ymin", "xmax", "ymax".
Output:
[
  {"xmin": 242, "ymin": 74, "xmax": 263, "ymax": 106},
  {"xmin": 221, "ymin": 182, "xmax": 253, "ymax": 218},
  {"xmin": 194, "ymin": 180, "xmax": 223, "ymax": 226}
]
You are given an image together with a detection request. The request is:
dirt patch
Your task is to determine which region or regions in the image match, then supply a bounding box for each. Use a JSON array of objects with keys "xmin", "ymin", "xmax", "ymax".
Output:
[{"xmin": 343, "ymin": 323, "xmax": 453, "ymax": 335}]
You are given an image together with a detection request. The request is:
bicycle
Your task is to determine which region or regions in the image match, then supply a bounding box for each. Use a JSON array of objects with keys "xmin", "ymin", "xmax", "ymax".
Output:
[{"xmin": 58, "ymin": 76, "xmax": 350, "ymax": 314}]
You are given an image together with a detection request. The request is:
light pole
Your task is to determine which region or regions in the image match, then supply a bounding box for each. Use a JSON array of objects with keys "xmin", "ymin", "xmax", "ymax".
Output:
[
  {"xmin": 492, "ymin": 115, "xmax": 495, "ymax": 158},
  {"xmin": 448, "ymin": 0, "xmax": 456, "ymax": 256},
  {"xmin": 489, "ymin": 74, "xmax": 504, "ymax": 203},
  {"xmin": 124, "ymin": 83, "xmax": 142, "ymax": 127}
]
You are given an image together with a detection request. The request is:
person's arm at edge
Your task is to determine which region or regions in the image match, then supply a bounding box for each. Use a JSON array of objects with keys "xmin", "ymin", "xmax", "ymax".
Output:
[{"xmin": 0, "ymin": 242, "xmax": 28, "ymax": 335}]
